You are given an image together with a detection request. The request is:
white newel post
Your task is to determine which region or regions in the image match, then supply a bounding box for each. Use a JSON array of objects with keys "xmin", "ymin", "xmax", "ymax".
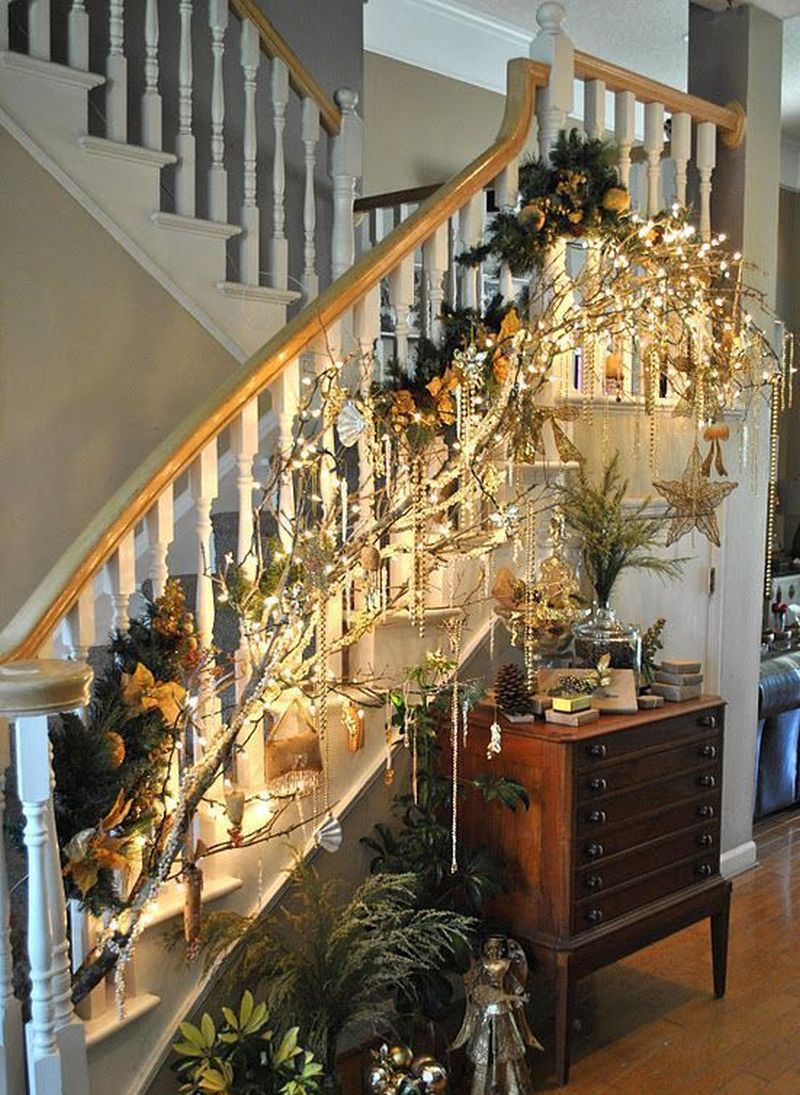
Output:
[
  {"xmin": 28, "ymin": 0, "xmax": 51, "ymax": 62},
  {"xmin": 302, "ymin": 98, "xmax": 321, "ymax": 300},
  {"xmin": 68, "ymin": 2, "xmax": 89, "ymax": 72},
  {"xmin": 239, "ymin": 17, "xmax": 261, "ymax": 286},
  {"xmin": 530, "ymin": 1, "xmax": 573, "ymax": 161},
  {"xmin": 0, "ymin": 718, "xmax": 23, "ymax": 1095},
  {"xmin": 106, "ymin": 1, "xmax": 127, "ymax": 143},
  {"xmin": 142, "ymin": 0, "xmax": 161, "ymax": 150},
  {"xmin": 176, "ymin": 0, "xmax": 196, "ymax": 217},
  {"xmin": 270, "ymin": 58, "xmax": 290, "ymax": 291},
  {"xmin": 0, "ymin": 661, "xmax": 93, "ymax": 1095},
  {"xmin": 329, "ymin": 88, "xmax": 363, "ymax": 280},
  {"xmin": 697, "ymin": 121, "xmax": 717, "ymax": 241},
  {"xmin": 208, "ymin": 0, "xmax": 228, "ymax": 223},
  {"xmin": 671, "ymin": 112, "xmax": 691, "ymax": 207},
  {"xmin": 614, "ymin": 90, "xmax": 635, "ymax": 190},
  {"xmin": 643, "ymin": 101, "xmax": 665, "ymax": 217}
]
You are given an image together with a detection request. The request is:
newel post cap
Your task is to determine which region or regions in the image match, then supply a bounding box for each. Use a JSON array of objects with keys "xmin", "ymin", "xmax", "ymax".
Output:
[
  {"xmin": 536, "ymin": 1, "xmax": 566, "ymax": 35},
  {"xmin": 0, "ymin": 659, "xmax": 93, "ymax": 717}
]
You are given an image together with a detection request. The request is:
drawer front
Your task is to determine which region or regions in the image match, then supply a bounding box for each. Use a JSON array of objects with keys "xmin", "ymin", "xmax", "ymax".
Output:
[
  {"xmin": 576, "ymin": 793, "xmax": 720, "ymax": 866},
  {"xmin": 577, "ymin": 707, "xmax": 724, "ymax": 770},
  {"xmin": 577, "ymin": 735, "xmax": 721, "ymax": 802},
  {"xmin": 577, "ymin": 765, "xmax": 720, "ymax": 833},
  {"xmin": 575, "ymin": 824, "xmax": 720, "ymax": 897},
  {"xmin": 572, "ymin": 855, "xmax": 718, "ymax": 933}
]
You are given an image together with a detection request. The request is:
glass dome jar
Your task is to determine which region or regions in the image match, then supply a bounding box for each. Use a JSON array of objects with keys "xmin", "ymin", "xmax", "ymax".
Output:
[{"xmin": 573, "ymin": 602, "xmax": 641, "ymax": 675}]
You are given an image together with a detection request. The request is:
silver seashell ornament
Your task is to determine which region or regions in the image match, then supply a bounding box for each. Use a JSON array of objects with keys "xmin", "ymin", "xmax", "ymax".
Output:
[
  {"xmin": 313, "ymin": 814, "xmax": 343, "ymax": 853},
  {"xmin": 337, "ymin": 400, "xmax": 366, "ymax": 447}
]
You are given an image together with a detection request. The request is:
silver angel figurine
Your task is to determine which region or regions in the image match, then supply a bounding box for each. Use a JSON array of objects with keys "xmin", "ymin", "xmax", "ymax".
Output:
[{"xmin": 452, "ymin": 935, "xmax": 543, "ymax": 1095}]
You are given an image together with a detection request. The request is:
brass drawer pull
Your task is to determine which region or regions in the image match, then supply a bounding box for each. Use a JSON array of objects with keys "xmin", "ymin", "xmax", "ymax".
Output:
[
  {"xmin": 588, "ymin": 809, "xmax": 607, "ymax": 824},
  {"xmin": 585, "ymin": 875, "xmax": 604, "ymax": 890},
  {"xmin": 586, "ymin": 908, "xmax": 604, "ymax": 924},
  {"xmin": 587, "ymin": 743, "xmax": 608, "ymax": 759},
  {"xmin": 695, "ymin": 863, "xmax": 713, "ymax": 878},
  {"xmin": 588, "ymin": 777, "xmax": 608, "ymax": 793},
  {"xmin": 585, "ymin": 842, "xmax": 605, "ymax": 859},
  {"xmin": 697, "ymin": 804, "xmax": 715, "ymax": 819},
  {"xmin": 697, "ymin": 832, "xmax": 714, "ymax": 848},
  {"xmin": 697, "ymin": 714, "xmax": 718, "ymax": 729},
  {"xmin": 696, "ymin": 774, "xmax": 717, "ymax": 789},
  {"xmin": 697, "ymin": 743, "xmax": 718, "ymax": 758}
]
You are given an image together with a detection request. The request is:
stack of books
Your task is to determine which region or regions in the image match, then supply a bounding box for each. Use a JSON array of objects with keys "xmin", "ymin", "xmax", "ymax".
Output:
[
  {"xmin": 545, "ymin": 692, "xmax": 600, "ymax": 727},
  {"xmin": 650, "ymin": 659, "xmax": 703, "ymax": 702}
]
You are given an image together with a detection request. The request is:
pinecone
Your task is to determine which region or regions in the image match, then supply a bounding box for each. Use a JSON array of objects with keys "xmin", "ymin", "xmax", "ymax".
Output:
[{"xmin": 494, "ymin": 663, "xmax": 534, "ymax": 715}]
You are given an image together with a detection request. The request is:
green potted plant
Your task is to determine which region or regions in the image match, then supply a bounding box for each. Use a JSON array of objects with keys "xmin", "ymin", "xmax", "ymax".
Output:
[
  {"xmin": 172, "ymin": 989, "xmax": 322, "ymax": 1094},
  {"xmin": 559, "ymin": 454, "xmax": 685, "ymax": 671}
]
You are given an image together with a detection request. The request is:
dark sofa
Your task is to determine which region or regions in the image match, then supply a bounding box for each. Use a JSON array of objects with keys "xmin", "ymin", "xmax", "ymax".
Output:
[{"xmin": 755, "ymin": 652, "xmax": 800, "ymax": 818}]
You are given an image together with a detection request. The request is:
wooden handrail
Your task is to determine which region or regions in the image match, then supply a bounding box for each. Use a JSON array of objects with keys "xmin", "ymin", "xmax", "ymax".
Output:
[
  {"xmin": 574, "ymin": 50, "xmax": 745, "ymax": 148},
  {"xmin": 0, "ymin": 57, "xmax": 548, "ymax": 664},
  {"xmin": 354, "ymin": 183, "xmax": 441, "ymax": 215},
  {"xmin": 229, "ymin": 0, "xmax": 341, "ymax": 136}
]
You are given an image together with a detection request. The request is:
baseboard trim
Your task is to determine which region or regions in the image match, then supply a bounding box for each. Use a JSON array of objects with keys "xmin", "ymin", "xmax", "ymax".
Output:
[{"xmin": 720, "ymin": 839, "xmax": 757, "ymax": 879}]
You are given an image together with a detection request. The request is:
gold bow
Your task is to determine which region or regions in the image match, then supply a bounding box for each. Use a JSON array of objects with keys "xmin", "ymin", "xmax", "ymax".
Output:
[{"xmin": 120, "ymin": 663, "xmax": 186, "ymax": 727}]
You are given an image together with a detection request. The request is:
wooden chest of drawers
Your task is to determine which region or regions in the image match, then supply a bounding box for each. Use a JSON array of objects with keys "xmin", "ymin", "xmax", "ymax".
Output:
[{"xmin": 459, "ymin": 697, "xmax": 732, "ymax": 1086}]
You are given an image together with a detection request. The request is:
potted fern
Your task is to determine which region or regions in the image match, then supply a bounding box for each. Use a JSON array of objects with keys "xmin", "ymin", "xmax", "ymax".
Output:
[{"xmin": 559, "ymin": 453, "xmax": 685, "ymax": 672}]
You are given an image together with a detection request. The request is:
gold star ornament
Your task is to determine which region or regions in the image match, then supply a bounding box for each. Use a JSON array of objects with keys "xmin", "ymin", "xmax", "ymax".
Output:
[{"xmin": 653, "ymin": 442, "xmax": 737, "ymax": 548}]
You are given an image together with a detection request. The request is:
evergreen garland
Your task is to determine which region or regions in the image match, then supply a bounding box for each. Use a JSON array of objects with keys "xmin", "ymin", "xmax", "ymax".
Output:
[{"xmin": 460, "ymin": 129, "xmax": 630, "ymax": 275}]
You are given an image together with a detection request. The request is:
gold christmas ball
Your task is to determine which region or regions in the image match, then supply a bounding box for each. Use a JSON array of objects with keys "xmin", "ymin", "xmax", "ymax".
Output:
[
  {"xmin": 602, "ymin": 186, "xmax": 630, "ymax": 213},
  {"xmin": 387, "ymin": 1044, "xmax": 413, "ymax": 1070},
  {"xmin": 360, "ymin": 544, "xmax": 382, "ymax": 573},
  {"xmin": 416, "ymin": 1061, "xmax": 447, "ymax": 1093},
  {"xmin": 104, "ymin": 731, "xmax": 126, "ymax": 769},
  {"xmin": 367, "ymin": 1064, "xmax": 391, "ymax": 1092},
  {"xmin": 519, "ymin": 202, "xmax": 546, "ymax": 230}
]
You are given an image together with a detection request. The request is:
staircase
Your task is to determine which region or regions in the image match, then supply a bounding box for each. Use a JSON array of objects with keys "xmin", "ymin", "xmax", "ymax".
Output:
[{"xmin": 0, "ymin": 4, "xmax": 759, "ymax": 1095}]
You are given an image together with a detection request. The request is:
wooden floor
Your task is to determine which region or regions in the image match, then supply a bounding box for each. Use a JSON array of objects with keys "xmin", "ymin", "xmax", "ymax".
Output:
[
  {"xmin": 341, "ymin": 810, "xmax": 800, "ymax": 1094},
  {"xmin": 530, "ymin": 810, "xmax": 800, "ymax": 1094}
]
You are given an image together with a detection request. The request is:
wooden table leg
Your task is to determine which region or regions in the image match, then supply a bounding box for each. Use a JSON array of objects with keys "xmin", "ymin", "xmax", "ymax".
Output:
[
  {"xmin": 711, "ymin": 882, "xmax": 732, "ymax": 998},
  {"xmin": 554, "ymin": 953, "xmax": 576, "ymax": 1087}
]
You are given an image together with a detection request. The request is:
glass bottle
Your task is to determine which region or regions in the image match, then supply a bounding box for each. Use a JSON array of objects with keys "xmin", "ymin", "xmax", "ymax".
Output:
[{"xmin": 573, "ymin": 601, "xmax": 641, "ymax": 674}]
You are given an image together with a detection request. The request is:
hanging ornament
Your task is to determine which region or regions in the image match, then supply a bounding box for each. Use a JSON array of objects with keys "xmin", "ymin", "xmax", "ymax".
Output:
[
  {"xmin": 409, "ymin": 456, "xmax": 428, "ymax": 636},
  {"xmin": 313, "ymin": 814, "xmax": 343, "ymax": 853},
  {"xmin": 183, "ymin": 859, "xmax": 204, "ymax": 962},
  {"xmin": 336, "ymin": 400, "xmax": 366, "ymax": 447},
  {"xmin": 384, "ymin": 693, "xmax": 395, "ymax": 786},
  {"xmin": 765, "ymin": 374, "xmax": 781, "ymax": 598},
  {"xmin": 523, "ymin": 504, "xmax": 537, "ymax": 694},
  {"xmin": 224, "ymin": 783, "xmax": 246, "ymax": 847},
  {"xmin": 264, "ymin": 696, "xmax": 323, "ymax": 798},
  {"xmin": 701, "ymin": 423, "xmax": 730, "ymax": 477},
  {"xmin": 342, "ymin": 699, "xmax": 365, "ymax": 753},
  {"xmin": 604, "ymin": 348, "xmax": 624, "ymax": 402},
  {"xmin": 653, "ymin": 441, "xmax": 738, "ymax": 548},
  {"xmin": 487, "ymin": 717, "xmax": 503, "ymax": 761},
  {"xmin": 443, "ymin": 614, "xmax": 464, "ymax": 875}
]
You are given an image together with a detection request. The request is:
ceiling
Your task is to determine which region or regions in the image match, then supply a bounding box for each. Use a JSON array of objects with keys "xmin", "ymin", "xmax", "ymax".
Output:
[{"xmin": 444, "ymin": 0, "xmax": 800, "ymax": 135}]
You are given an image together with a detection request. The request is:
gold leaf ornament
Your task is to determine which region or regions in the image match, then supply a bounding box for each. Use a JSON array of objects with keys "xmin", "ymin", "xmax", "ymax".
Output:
[{"xmin": 120, "ymin": 663, "xmax": 187, "ymax": 727}]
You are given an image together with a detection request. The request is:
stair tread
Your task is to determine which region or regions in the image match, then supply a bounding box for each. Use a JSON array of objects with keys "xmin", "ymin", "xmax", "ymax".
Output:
[
  {"xmin": 143, "ymin": 873, "xmax": 243, "ymax": 930},
  {"xmin": 85, "ymin": 991, "xmax": 161, "ymax": 1049},
  {"xmin": 78, "ymin": 134, "xmax": 177, "ymax": 168},
  {"xmin": 151, "ymin": 210, "xmax": 242, "ymax": 239},
  {"xmin": 0, "ymin": 49, "xmax": 104, "ymax": 90}
]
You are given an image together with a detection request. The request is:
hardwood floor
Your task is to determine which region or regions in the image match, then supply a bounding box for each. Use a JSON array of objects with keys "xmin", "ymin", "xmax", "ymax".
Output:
[
  {"xmin": 530, "ymin": 810, "xmax": 800, "ymax": 1093},
  {"xmin": 340, "ymin": 810, "xmax": 800, "ymax": 1094}
]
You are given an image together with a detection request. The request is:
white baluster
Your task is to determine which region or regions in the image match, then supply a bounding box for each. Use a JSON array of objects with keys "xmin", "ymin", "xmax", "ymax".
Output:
[
  {"xmin": 176, "ymin": 0, "xmax": 195, "ymax": 217},
  {"xmin": 146, "ymin": 488, "xmax": 174, "ymax": 599},
  {"xmin": 0, "ymin": 719, "xmax": 23, "ymax": 1094},
  {"xmin": 330, "ymin": 88, "xmax": 363, "ymax": 280},
  {"xmin": 494, "ymin": 159, "xmax": 519, "ymax": 301},
  {"xmin": 530, "ymin": 1, "xmax": 573, "ymax": 161},
  {"xmin": 69, "ymin": 903, "xmax": 103, "ymax": 1020},
  {"xmin": 273, "ymin": 360, "xmax": 300, "ymax": 554},
  {"xmin": 65, "ymin": 584, "xmax": 96, "ymax": 660},
  {"xmin": 302, "ymin": 98, "xmax": 320, "ymax": 300},
  {"xmin": 697, "ymin": 121, "xmax": 717, "ymax": 242},
  {"xmin": 270, "ymin": 58, "xmax": 290, "ymax": 290},
  {"xmin": 643, "ymin": 101, "xmax": 665, "ymax": 217},
  {"xmin": 614, "ymin": 90, "xmax": 635, "ymax": 190},
  {"xmin": 671, "ymin": 112, "xmax": 691, "ymax": 207},
  {"xmin": 142, "ymin": 0, "xmax": 161, "ymax": 151},
  {"xmin": 422, "ymin": 222, "xmax": 450, "ymax": 342},
  {"xmin": 190, "ymin": 441, "xmax": 218, "ymax": 647},
  {"xmin": 584, "ymin": 78, "xmax": 606, "ymax": 140},
  {"xmin": 106, "ymin": 1, "xmax": 127, "ymax": 143},
  {"xmin": 233, "ymin": 400, "xmax": 259, "ymax": 578},
  {"xmin": 28, "ymin": 0, "xmax": 51, "ymax": 61},
  {"xmin": 458, "ymin": 193, "xmax": 483, "ymax": 309},
  {"xmin": 208, "ymin": 0, "xmax": 228, "ymax": 223},
  {"xmin": 239, "ymin": 17, "xmax": 261, "ymax": 286},
  {"xmin": 389, "ymin": 256, "xmax": 415, "ymax": 370},
  {"xmin": 109, "ymin": 531, "xmax": 136, "ymax": 633},
  {"xmin": 68, "ymin": 2, "xmax": 89, "ymax": 71}
]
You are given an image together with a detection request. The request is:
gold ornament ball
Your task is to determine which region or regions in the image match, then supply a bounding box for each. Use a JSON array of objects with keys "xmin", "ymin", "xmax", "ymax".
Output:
[
  {"xmin": 519, "ymin": 202, "xmax": 546, "ymax": 230},
  {"xmin": 367, "ymin": 1064, "xmax": 391, "ymax": 1092},
  {"xmin": 602, "ymin": 186, "xmax": 630, "ymax": 213},
  {"xmin": 414, "ymin": 1060, "xmax": 447, "ymax": 1094},
  {"xmin": 360, "ymin": 544, "xmax": 382, "ymax": 573},
  {"xmin": 104, "ymin": 731, "xmax": 126, "ymax": 769},
  {"xmin": 387, "ymin": 1044, "xmax": 414, "ymax": 1070}
]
